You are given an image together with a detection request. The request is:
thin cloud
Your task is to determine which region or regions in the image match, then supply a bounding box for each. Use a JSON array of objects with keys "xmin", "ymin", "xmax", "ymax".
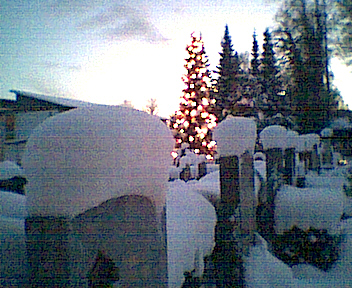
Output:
[
  {"xmin": 41, "ymin": 61, "xmax": 82, "ymax": 71},
  {"xmin": 77, "ymin": 3, "xmax": 168, "ymax": 43}
]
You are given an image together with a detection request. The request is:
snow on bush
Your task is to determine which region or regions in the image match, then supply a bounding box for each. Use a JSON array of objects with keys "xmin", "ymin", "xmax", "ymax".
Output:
[
  {"xmin": 22, "ymin": 105, "xmax": 174, "ymax": 218},
  {"xmin": 0, "ymin": 161, "xmax": 24, "ymax": 180},
  {"xmin": 330, "ymin": 117, "xmax": 352, "ymax": 130},
  {"xmin": 0, "ymin": 191, "xmax": 27, "ymax": 219},
  {"xmin": 167, "ymin": 181, "xmax": 216, "ymax": 288},
  {"xmin": 320, "ymin": 128, "xmax": 333, "ymax": 138},
  {"xmin": 275, "ymin": 185, "xmax": 344, "ymax": 235},
  {"xmin": 259, "ymin": 125, "xmax": 287, "ymax": 150},
  {"xmin": 213, "ymin": 117, "xmax": 257, "ymax": 157}
]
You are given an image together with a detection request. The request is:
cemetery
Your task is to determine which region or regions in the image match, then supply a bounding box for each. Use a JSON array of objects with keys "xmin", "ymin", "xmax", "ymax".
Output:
[{"xmin": 0, "ymin": 105, "xmax": 352, "ymax": 287}]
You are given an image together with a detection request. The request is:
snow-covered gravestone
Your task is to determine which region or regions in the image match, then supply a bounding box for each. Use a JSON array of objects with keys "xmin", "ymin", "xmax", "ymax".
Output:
[
  {"xmin": 320, "ymin": 128, "xmax": 334, "ymax": 169},
  {"xmin": 259, "ymin": 125, "xmax": 287, "ymax": 240},
  {"xmin": 22, "ymin": 106, "xmax": 174, "ymax": 287},
  {"xmin": 303, "ymin": 133, "xmax": 321, "ymax": 173},
  {"xmin": 259, "ymin": 125, "xmax": 287, "ymax": 204},
  {"xmin": 213, "ymin": 117, "xmax": 257, "ymax": 254},
  {"xmin": 284, "ymin": 130, "xmax": 299, "ymax": 185}
]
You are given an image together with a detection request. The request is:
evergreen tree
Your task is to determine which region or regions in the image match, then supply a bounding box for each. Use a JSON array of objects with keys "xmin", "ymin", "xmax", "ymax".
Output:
[
  {"xmin": 250, "ymin": 30, "xmax": 260, "ymax": 77},
  {"xmin": 214, "ymin": 25, "xmax": 241, "ymax": 122},
  {"xmin": 261, "ymin": 28, "xmax": 282, "ymax": 116},
  {"xmin": 274, "ymin": 0, "xmax": 337, "ymax": 133},
  {"xmin": 170, "ymin": 33, "xmax": 217, "ymax": 158}
]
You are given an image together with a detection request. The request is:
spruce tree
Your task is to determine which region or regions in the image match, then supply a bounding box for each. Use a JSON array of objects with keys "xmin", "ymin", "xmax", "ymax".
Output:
[
  {"xmin": 170, "ymin": 33, "xmax": 217, "ymax": 159},
  {"xmin": 214, "ymin": 25, "xmax": 240, "ymax": 122},
  {"xmin": 261, "ymin": 28, "xmax": 281, "ymax": 116},
  {"xmin": 250, "ymin": 30, "xmax": 260, "ymax": 78}
]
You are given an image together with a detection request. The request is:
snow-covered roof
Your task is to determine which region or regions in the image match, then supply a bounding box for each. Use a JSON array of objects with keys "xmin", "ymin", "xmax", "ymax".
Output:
[
  {"xmin": 10, "ymin": 90, "xmax": 95, "ymax": 108},
  {"xmin": 22, "ymin": 105, "xmax": 174, "ymax": 218},
  {"xmin": 213, "ymin": 116, "xmax": 257, "ymax": 157}
]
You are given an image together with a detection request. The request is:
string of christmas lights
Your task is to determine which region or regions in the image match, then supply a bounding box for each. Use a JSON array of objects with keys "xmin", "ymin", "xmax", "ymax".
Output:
[{"xmin": 170, "ymin": 33, "xmax": 217, "ymax": 160}]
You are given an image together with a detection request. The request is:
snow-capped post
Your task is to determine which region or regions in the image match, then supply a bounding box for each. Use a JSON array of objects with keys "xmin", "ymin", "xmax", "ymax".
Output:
[
  {"xmin": 22, "ymin": 106, "xmax": 174, "ymax": 287},
  {"xmin": 213, "ymin": 116, "xmax": 257, "ymax": 286},
  {"xmin": 295, "ymin": 134, "xmax": 306, "ymax": 187},
  {"xmin": 284, "ymin": 130, "xmax": 299, "ymax": 185},
  {"xmin": 304, "ymin": 134, "xmax": 320, "ymax": 173},
  {"xmin": 320, "ymin": 128, "xmax": 334, "ymax": 170},
  {"xmin": 259, "ymin": 125, "xmax": 287, "ymax": 240}
]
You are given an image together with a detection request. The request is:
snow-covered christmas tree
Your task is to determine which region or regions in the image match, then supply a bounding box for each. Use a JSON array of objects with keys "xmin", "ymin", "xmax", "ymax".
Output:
[{"xmin": 170, "ymin": 33, "xmax": 217, "ymax": 159}]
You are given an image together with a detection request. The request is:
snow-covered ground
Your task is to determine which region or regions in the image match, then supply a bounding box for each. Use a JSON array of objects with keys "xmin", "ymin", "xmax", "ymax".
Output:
[{"xmin": 2, "ymin": 161, "xmax": 352, "ymax": 287}]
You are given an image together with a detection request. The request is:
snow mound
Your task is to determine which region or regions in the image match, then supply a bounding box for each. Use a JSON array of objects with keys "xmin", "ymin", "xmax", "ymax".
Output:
[
  {"xmin": 305, "ymin": 170, "xmax": 347, "ymax": 189},
  {"xmin": 303, "ymin": 134, "xmax": 320, "ymax": 151},
  {"xmin": 167, "ymin": 181, "xmax": 216, "ymax": 288},
  {"xmin": 193, "ymin": 171, "xmax": 220, "ymax": 199},
  {"xmin": 320, "ymin": 128, "xmax": 333, "ymax": 138},
  {"xmin": 0, "ymin": 191, "xmax": 27, "ymax": 218},
  {"xmin": 275, "ymin": 185, "xmax": 344, "ymax": 234},
  {"xmin": 245, "ymin": 234, "xmax": 295, "ymax": 287},
  {"xmin": 0, "ymin": 161, "xmax": 24, "ymax": 180},
  {"xmin": 259, "ymin": 125, "xmax": 287, "ymax": 150},
  {"xmin": 213, "ymin": 117, "xmax": 257, "ymax": 157},
  {"xmin": 22, "ymin": 105, "xmax": 174, "ymax": 218}
]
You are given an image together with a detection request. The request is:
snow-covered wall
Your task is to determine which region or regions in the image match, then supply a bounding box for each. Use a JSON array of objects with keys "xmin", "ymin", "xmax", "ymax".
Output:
[{"xmin": 22, "ymin": 105, "xmax": 174, "ymax": 218}]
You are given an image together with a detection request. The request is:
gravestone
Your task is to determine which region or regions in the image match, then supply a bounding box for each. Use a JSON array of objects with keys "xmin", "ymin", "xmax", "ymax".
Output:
[{"xmin": 22, "ymin": 105, "xmax": 173, "ymax": 287}]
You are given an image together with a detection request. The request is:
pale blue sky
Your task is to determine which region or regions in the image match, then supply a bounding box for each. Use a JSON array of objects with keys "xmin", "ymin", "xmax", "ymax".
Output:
[{"xmin": 1, "ymin": 0, "xmax": 351, "ymax": 117}]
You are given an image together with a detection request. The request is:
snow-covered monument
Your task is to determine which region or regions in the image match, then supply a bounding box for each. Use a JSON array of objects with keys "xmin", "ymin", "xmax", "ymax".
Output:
[{"xmin": 22, "ymin": 105, "xmax": 174, "ymax": 287}]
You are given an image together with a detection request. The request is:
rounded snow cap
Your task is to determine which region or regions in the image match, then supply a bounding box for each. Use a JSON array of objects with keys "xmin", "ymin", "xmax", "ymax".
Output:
[
  {"xmin": 213, "ymin": 117, "xmax": 257, "ymax": 157},
  {"xmin": 259, "ymin": 125, "xmax": 287, "ymax": 150},
  {"xmin": 320, "ymin": 128, "xmax": 333, "ymax": 138},
  {"xmin": 22, "ymin": 105, "xmax": 174, "ymax": 218},
  {"xmin": 0, "ymin": 161, "xmax": 24, "ymax": 180},
  {"xmin": 303, "ymin": 133, "xmax": 320, "ymax": 151},
  {"xmin": 286, "ymin": 130, "xmax": 299, "ymax": 149}
]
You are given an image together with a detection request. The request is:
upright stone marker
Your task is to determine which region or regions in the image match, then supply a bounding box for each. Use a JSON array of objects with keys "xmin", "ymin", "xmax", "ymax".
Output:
[
  {"xmin": 259, "ymin": 125, "xmax": 287, "ymax": 240},
  {"xmin": 213, "ymin": 116, "xmax": 257, "ymax": 286}
]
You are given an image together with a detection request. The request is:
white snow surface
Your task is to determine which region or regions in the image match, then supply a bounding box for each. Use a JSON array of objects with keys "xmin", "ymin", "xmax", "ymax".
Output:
[
  {"xmin": 0, "ymin": 190, "xmax": 27, "ymax": 218},
  {"xmin": 286, "ymin": 130, "xmax": 299, "ymax": 149},
  {"xmin": 321, "ymin": 128, "xmax": 333, "ymax": 138},
  {"xmin": 259, "ymin": 125, "xmax": 287, "ymax": 150},
  {"xmin": 303, "ymin": 133, "xmax": 320, "ymax": 151},
  {"xmin": 245, "ymin": 234, "xmax": 296, "ymax": 288},
  {"xmin": 0, "ymin": 161, "xmax": 24, "ymax": 180},
  {"xmin": 275, "ymin": 184, "xmax": 344, "ymax": 234},
  {"xmin": 22, "ymin": 105, "xmax": 174, "ymax": 218},
  {"xmin": 213, "ymin": 117, "xmax": 257, "ymax": 157},
  {"xmin": 167, "ymin": 180, "xmax": 216, "ymax": 288}
]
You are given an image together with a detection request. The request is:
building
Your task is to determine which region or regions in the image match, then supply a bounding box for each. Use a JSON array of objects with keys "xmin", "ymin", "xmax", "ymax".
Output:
[{"xmin": 0, "ymin": 90, "xmax": 93, "ymax": 164}]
